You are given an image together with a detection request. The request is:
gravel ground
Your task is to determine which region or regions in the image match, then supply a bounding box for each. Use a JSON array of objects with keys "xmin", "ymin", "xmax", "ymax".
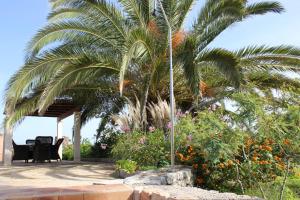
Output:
[{"xmin": 137, "ymin": 185, "xmax": 262, "ymax": 200}]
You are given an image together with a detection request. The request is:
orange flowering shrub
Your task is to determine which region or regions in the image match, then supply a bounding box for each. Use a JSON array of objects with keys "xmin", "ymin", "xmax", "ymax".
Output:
[
  {"xmin": 176, "ymin": 136, "xmax": 291, "ymax": 191},
  {"xmin": 174, "ymin": 106, "xmax": 300, "ymax": 192}
]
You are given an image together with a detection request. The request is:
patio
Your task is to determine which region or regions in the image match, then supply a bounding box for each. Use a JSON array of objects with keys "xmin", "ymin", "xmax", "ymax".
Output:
[
  {"xmin": 0, "ymin": 162, "xmax": 121, "ymax": 189},
  {"xmin": 2, "ymin": 100, "xmax": 82, "ymax": 165}
]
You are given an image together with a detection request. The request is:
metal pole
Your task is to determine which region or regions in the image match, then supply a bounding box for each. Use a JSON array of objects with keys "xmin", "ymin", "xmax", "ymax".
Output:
[{"xmin": 156, "ymin": 0, "xmax": 175, "ymax": 168}]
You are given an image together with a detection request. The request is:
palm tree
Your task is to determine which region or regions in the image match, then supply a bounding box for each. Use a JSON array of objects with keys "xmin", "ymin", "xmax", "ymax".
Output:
[{"xmin": 5, "ymin": 0, "xmax": 300, "ymax": 128}]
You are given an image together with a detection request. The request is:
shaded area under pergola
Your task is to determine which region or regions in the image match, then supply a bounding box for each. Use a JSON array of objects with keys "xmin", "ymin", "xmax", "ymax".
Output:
[{"xmin": 2, "ymin": 100, "xmax": 82, "ymax": 166}]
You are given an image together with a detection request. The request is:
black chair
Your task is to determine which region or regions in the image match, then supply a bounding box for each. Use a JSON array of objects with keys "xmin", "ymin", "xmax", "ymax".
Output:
[
  {"xmin": 33, "ymin": 140, "xmax": 52, "ymax": 162},
  {"xmin": 33, "ymin": 136, "xmax": 54, "ymax": 162},
  {"xmin": 26, "ymin": 139, "xmax": 36, "ymax": 160},
  {"xmin": 35, "ymin": 136, "xmax": 53, "ymax": 145},
  {"xmin": 12, "ymin": 140, "xmax": 31, "ymax": 163},
  {"xmin": 26, "ymin": 139, "xmax": 36, "ymax": 145},
  {"xmin": 51, "ymin": 138, "xmax": 64, "ymax": 162}
]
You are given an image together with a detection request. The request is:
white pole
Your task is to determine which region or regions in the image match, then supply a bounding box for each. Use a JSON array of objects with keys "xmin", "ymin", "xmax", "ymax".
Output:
[
  {"xmin": 73, "ymin": 112, "xmax": 81, "ymax": 162},
  {"xmin": 57, "ymin": 118, "xmax": 63, "ymax": 159},
  {"xmin": 157, "ymin": 0, "xmax": 175, "ymax": 168},
  {"xmin": 3, "ymin": 118, "xmax": 13, "ymax": 166}
]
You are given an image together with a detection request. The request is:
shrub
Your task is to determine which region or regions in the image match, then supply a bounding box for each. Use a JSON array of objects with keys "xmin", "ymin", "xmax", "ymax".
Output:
[
  {"xmin": 112, "ymin": 130, "xmax": 170, "ymax": 166},
  {"xmin": 62, "ymin": 138, "xmax": 93, "ymax": 160},
  {"xmin": 80, "ymin": 138, "xmax": 93, "ymax": 158},
  {"xmin": 175, "ymin": 111, "xmax": 244, "ymax": 191},
  {"xmin": 115, "ymin": 160, "xmax": 138, "ymax": 174},
  {"xmin": 62, "ymin": 144, "xmax": 74, "ymax": 160},
  {"xmin": 91, "ymin": 129, "xmax": 119, "ymax": 158},
  {"xmin": 174, "ymin": 110, "xmax": 298, "ymax": 193}
]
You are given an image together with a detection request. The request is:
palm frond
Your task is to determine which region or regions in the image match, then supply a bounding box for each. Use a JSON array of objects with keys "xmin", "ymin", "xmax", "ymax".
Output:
[
  {"xmin": 38, "ymin": 57, "xmax": 119, "ymax": 114},
  {"xmin": 174, "ymin": 0, "xmax": 196, "ymax": 29},
  {"xmin": 176, "ymin": 37, "xmax": 200, "ymax": 96},
  {"xmin": 25, "ymin": 20, "xmax": 120, "ymax": 58},
  {"xmin": 197, "ymin": 48, "xmax": 240, "ymax": 88},
  {"xmin": 246, "ymin": 1, "xmax": 284, "ymax": 15},
  {"xmin": 118, "ymin": 0, "xmax": 150, "ymax": 27}
]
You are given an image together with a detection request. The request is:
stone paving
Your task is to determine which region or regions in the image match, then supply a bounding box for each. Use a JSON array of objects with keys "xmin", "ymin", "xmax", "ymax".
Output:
[{"xmin": 0, "ymin": 161, "xmax": 122, "ymax": 191}]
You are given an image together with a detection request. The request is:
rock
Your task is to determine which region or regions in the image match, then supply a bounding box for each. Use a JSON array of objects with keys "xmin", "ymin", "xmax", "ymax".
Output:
[
  {"xmin": 126, "ymin": 166, "xmax": 261, "ymax": 199},
  {"xmin": 116, "ymin": 169, "xmax": 134, "ymax": 179},
  {"xmin": 124, "ymin": 166, "xmax": 193, "ymax": 187}
]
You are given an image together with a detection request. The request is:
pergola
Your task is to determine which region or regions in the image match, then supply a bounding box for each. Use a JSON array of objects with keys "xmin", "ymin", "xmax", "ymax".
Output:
[{"xmin": 2, "ymin": 100, "xmax": 82, "ymax": 166}]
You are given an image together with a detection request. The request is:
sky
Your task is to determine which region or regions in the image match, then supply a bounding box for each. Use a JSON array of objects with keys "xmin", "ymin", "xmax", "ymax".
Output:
[{"xmin": 0, "ymin": 0, "xmax": 300, "ymax": 144}]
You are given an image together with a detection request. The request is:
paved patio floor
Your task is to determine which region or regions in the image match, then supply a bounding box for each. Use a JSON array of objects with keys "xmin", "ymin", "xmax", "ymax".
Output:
[{"xmin": 0, "ymin": 161, "xmax": 122, "ymax": 191}]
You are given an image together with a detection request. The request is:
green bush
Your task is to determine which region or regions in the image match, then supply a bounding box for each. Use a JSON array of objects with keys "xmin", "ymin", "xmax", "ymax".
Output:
[
  {"xmin": 62, "ymin": 138, "xmax": 93, "ymax": 160},
  {"xmin": 62, "ymin": 144, "xmax": 74, "ymax": 160},
  {"xmin": 115, "ymin": 160, "xmax": 138, "ymax": 174},
  {"xmin": 245, "ymin": 170, "xmax": 300, "ymax": 200},
  {"xmin": 80, "ymin": 138, "xmax": 93, "ymax": 158},
  {"xmin": 245, "ymin": 181, "xmax": 295, "ymax": 200},
  {"xmin": 112, "ymin": 130, "xmax": 170, "ymax": 166},
  {"xmin": 91, "ymin": 129, "xmax": 119, "ymax": 158}
]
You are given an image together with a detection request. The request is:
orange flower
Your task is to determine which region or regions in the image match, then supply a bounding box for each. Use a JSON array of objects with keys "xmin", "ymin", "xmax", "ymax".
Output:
[
  {"xmin": 277, "ymin": 163, "xmax": 285, "ymax": 170},
  {"xmin": 202, "ymin": 164, "xmax": 208, "ymax": 170},
  {"xmin": 227, "ymin": 160, "xmax": 234, "ymax": 166},
  {"xmin": 193, "ymin": 164, "xmax": 199, "ymax": 169},
  {"xmin": 274, "ymin": 156, "xmax": 281, "ymax": 162},
  {"xmin": 184, "ymin": 156, "xmax": 191, "ymax": 161},
  {"xmin": 263, "ymin": 145, "xmax": 273, "ymax": 152},
  {"xmin": 196, "ymin": 177, "xmax": 204, "ymax": 185},
  {"xmin": 245, "ymin": 138, "xmax": 254, "ymax": 147},
  {"xmin": 218, "ymin": 163, "xmax": 225, "ymax": 169},
  {"xmin": 177, "ymin": 153, "xmax": 184, "ymax": 161},
  {"xmin": 259, "ymin": 160, "xmax": 270, "ymax": 165},
  {"xmin": 252, "ymin": 156, "xmax": 258, "ymax": 161},
  {"xmin": 283, "ymin": 139, "xmax": 290, "ymax": 145},
  {"xmin": 187, "ymin": 146, "xmax": 193, "ymax": 153},
  {"xmin": 268, "ymin": 139, "xmax": 275, "ymax": 145}
]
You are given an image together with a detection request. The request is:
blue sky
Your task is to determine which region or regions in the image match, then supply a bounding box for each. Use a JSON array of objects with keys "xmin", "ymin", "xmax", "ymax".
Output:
[{"xmin": 1, "ymin": 0, "xmax": 300, "ymax": 144}]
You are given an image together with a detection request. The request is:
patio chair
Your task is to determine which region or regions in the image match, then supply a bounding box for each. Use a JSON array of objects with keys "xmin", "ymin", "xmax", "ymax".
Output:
[
  {"xmin": 33, "ymin": 140, "xmax": 51, "ymax": 163},
  {"xmin": 25, "ymin": 139, "xmax": 36, "ymax": 145},
  {"xmin": 35, "ymin": 136, "xmax": 53, "ymax": 145},
  {"xmin": 12, "ymin": 140, "xmax": 31, "ymax": 163},
  {"xmin": 25, "ymin": 139, "xmax": 36, "ymax": 159},
  {"xmin": 50, "ymin": 138, "xmax": 64, "ymax": 162}
]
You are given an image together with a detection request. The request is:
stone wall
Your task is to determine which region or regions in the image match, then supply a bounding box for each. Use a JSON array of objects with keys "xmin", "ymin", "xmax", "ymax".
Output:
[
  {"xmin": 124, "ymin": 167, "xmax": 194, "ymax": 186},
  {"xmin": 0, "ymin": 134, "xmax": 3, "ymax": 162}
]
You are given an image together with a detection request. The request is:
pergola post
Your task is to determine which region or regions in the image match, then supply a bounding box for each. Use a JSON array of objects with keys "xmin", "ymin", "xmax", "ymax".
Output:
[
  {"xmin": 73, "ymin": 111, "xmax": 81, "ymax": 162},
  {"xmin": 56, "ymin": 118, "xmax": 63, "ymax": 159},
  {"xmin": 3, "ymin": 118, "xmax": 13, "ymax": 166}
]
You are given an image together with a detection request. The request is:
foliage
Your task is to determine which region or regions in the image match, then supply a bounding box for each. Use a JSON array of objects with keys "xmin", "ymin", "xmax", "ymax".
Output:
[
  {"xmin": 62, "ymin": 138, "xmax": 93, "ymax": 160},
  {"xmin": 245, "ymin": 168, "xmax": 300, "ymax": 200},
  {"xmin": 112, "ymin": 130, "xmax": 170, "ymax": 166},
  {"xmin": 6, "ymin": 0, "xmax": 300, "ymax": 131},
  {"xmin": 111, "ymin": 97, "xmax": 177, "ymax": 133},
  {"xmin": 62, "ymin": 144, "xmax": 74, "ymax": 160},
  {"xmin": 80, "ymin": 138, "xmax": 93, "ymax": 158},
  {"xmin": 139, "ymin": 165, "xmax": 158, "ymax": 171},
  {"xmin": 92, "ymin": 128, "xmax": 119, "ymax": 158},
  {"xmin": 115, "ymin": 160, "xmax": 138, "ymax": 174},
  {"xmin": 175, "ymin": 91, "xmax": 300, "ymax": 196}
]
